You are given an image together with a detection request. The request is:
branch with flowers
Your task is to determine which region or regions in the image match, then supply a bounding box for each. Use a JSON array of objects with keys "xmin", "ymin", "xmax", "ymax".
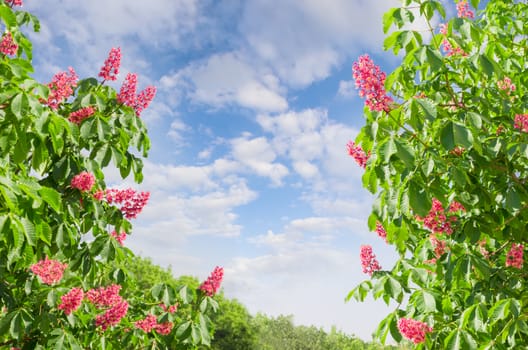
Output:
[
  {"xmin": 0, "ymin": 1, "xmax": 223, "ymax": 349},
  {"xmin": 346, "ymin": 0, "xmax": 528, "ymax": 348}
]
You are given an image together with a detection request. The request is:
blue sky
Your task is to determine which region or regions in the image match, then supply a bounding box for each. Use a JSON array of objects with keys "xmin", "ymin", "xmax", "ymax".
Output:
[{"xmin": 22, "ymin": 0, "xmax": 450, "ymax": 341}]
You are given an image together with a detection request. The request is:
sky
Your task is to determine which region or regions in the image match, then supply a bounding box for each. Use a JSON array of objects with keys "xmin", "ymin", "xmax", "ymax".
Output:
[{"xmin": 21, "ymin": 0, "xmax": 452, "ymax": 341}]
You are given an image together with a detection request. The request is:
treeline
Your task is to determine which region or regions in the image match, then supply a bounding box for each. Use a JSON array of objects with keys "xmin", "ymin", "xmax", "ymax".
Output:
[{"xmin": 125, "ymin": 256, "xmax": 403, "ymax": 350}]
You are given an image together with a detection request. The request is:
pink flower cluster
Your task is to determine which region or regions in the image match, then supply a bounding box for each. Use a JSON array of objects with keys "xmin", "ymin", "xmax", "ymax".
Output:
[
  {"xmin": 439, "ymin": 24, "xmax": 467, "ymax": 57},
  {"xmin": 160, "ymin": 303, "xmax": 178, "ymax": 313},
  {"xmin": 425, "ymin": 234, "xmax": 448, "ymax": 264},
  {"xmin": 99, "ymin": 47, "xmax": 121, "ymax": 81},
  {"xmin": 418, "ymin": 198, "xmax": 465, "ymax": 235},
  {"xmin": 346, "ymin": 141, "xmax": 370, "ymax": 168},
  {"xmin": 0, "ymin": 32, "xmax": 17, "ymax": 56},
  {"xmin": 375, "ymin": 222, "xmax": 387, "ymax": 242},
  {"xmin": 110, "ymin": 230, "xmax": 127, "ymax": 246},
  {"xmin": 103, "ymin": 188, "xmax": 150, "ymax": 219},
  {"xmin": 86, "ymin": 284, "xmax": 128, "ymax": 330},
  {"xmin": 46, "ymin": 67, "xmax": 79, "ymax": 110},
  {"xmin": 506, "ymin": 243, "xmax": 523, "ymax": 269},
  {"xmin": 5, "ymin": 0, "xmax": 22, "ymax": 6},
  {"xmin": 71, "ymin": 171, "xmax": 96, "ymax": 192},
  {"xmin": 200, "ymin": 266, "xmax": 224, "ymax": 296},
  {"xmin": 117, "ymin": 73, "xmax": 157, "ymax": 117},
  {"xmin": 497, "ymin": 77, "xmax": 516, "ymax": 94},
  {"xmin": 360, "ymin": 245, "xmax": 382, "ymax": 276},
  {"xmin": 352, "ymin": 54, "xmax": 393, "ymax": 112},
  {"xmin": 398, "ymin": 318, "xmax": 433, "ymax": 344},
  {"xmin": 30, "ymin": 257, "xmax": 67, "ymax": 285},
  {"xmin": 457, "ymin": 0, "xmax": 475, "ymax": 19},
  {"xmin": 134, "ymin": 314, "xmax": 174, "ymax": 335},
  {"xmin": 514, "ymin": 114, "xmax": 528, "ymax": 133},
  {"xmin": 58, "ymin": 288, "xmax": 84, "ymax": 315},
  {"xmin": 69, "ymin": 106, "xmax": 95, "ymax": 124}
]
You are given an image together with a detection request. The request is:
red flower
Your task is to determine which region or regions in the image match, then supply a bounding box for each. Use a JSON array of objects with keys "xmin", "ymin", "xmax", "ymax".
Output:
[
  {"xmin": 99, "ymin": 47, "xmax": 121, "ymax": 81},
  {"xmin": 200, "ymin": 266, "xmax": 224, "ymax": 296},
  {"xmin": 58, "ymin": 288, "xmax": 84, "ymax": 315},
  {"xmin": 30, "ymin": 257, "xmax": 67, "ymax": 285},
  {"xmin": 398, "ymin": 318, "xmax": 432, "ymax": 344},
  {"xmin": 71, "ymin": 171, "xmax": 96, "ymax": 192},
  {"xmin": 68, "ymin": 106, "xmax": 95, "ymax": 124},
  {"xmin": 346, "ymin": 141, "xmax": 370, "ymax": 169},
  {"xmin": 359, "ymin": 245, "xmax": 381, "ymax": 276},
  {"xmin": 0, "ymin": 32, "xmax": 17, "ymax": 56},
  {"xmin": 352, "ymin": 54, "xmax": 393, "ymax": 112},
  {"xmin": 117, "ymin": 73, "xmax": 138, "ymax": 107}
]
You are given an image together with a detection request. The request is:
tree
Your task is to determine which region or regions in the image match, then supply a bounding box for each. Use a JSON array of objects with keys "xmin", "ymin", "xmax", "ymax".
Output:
[
  {"xmin": 347, "ymin": 0, "xmax": 528, "ymax": 348},
  {"xmin": 0, "ymin": 2, "xmax": 221, "ymax": 348}
]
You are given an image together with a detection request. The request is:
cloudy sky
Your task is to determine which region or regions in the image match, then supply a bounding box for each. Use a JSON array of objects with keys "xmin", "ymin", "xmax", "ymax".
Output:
[{"xmin": 22, "ymin": 0, "xmax": 452, "ymax": 341}]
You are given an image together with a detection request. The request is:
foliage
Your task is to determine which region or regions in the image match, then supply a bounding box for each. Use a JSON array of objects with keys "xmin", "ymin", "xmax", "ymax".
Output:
[
  {"xmin": 0, "ymin": 2, "xmax": 220, "ymax": 349},
  {"xmin": 347, "ymin": 0, "xmax": 528, "ymax": 348}
]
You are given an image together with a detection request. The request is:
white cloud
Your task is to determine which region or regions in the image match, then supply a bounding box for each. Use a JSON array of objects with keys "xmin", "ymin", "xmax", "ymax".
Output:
[
  {"xmin": 337, "ymin": 80, "xmax": 357, "ymax": 98},
  {"xmin": 166, "ymin": 52, "xmax": 288, "ymax": 112},
  {"xmin": 230, "ymin": 136, "xmax": 289, "ymax": 186}
]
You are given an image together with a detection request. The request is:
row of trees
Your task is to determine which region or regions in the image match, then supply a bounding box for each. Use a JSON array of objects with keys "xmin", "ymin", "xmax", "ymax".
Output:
[{"xmin": 126, "ymin": 256, "xmax": 404, "ymax": 350}]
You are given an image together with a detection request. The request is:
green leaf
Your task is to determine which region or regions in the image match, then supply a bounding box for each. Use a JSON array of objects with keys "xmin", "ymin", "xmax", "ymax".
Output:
[
  {"xmin": 380, "ymin": 138, "xmax": 397, "ymax": 163},
  {"xmin": 440, "ymin": 122, "xmax": 473, "ymax": 150},
  {"xmin": 445, "ymin": 329, "xmax": 462, "ymax": 350},
  {"xmin": 0, "ymin": 6, "xmax": 17, "ymax": 28},
  {"xmin": 39, "ymin": 187, "xmax": 61, "ymax": 212},
  {"xmin": 409, "ymin": 180, "xmax": 431, "ymax": 217},
  {"xmin": 10, "ymin": 93, "xmax": 29, "ymax": 119},
  {"xmin": 19, "ymin": 216, "xmax": 36, "ymax": 246},
  {"xmin": 479, "ymin": 54, "xmax": 494, "ymax": 77},
  {"xmin": 395, "ymin": 139, "xmax": 415, "ymax": 168},
  {"xmin": 489, "ymin": 299, "xmax": 511, "ymax": 324},
  {"xmin": 416, "ymin": 98, "xmax": 437, "ymax": 120},
  {"xmin": 426, "ymin": 46, "xmax": 443, "ymax": 72}
]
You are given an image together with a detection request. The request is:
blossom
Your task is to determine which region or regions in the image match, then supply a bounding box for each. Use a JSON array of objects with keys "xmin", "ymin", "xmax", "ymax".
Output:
[
  {"xmin": 86, "ymin": 284, "xmax": 122, "ymax": 307},
  {"xmin": 200, "ymin": 266, "xmax": 224, "ymax": 296},
  {"xmin": 30, "ymin": 257, "xmax": 67, "ymax": 285},
  {"xmin": 439, "ymin": 24, "xmax": 467, "ymax": 57},
  {"xmin": 110, "ymin": 230, "xmax": 127, "ymax": 246},
  {"xmin": 375, "ymin": 222, "xmax": 387, "ymax": 242},
  {"xmin": 360, "ymin": 245, "xmax": 382, "ymax": 276},
  {"xmin": 5, "ymin": 0, "xmax": 22, "ymax": 6},
  {"xmin": 398, "ymin": 318, "xmax": 433, "ymax": 344},
  {"xmin": 155, "ymin": 322, "xmax": 174, "ymax": 335},
  {"xmin": 0, "ymin": 32, "xmax": 17, "ymax": 56},
  {"xmin": 457, "ymin": 0, "xmax": 475, "ymax": 19},
  {"xmin": 99, "ymin": 47, "xmax": 121, "ymax": 81},
  {"xmin": 71, "ymin": 171, "xmax": 96, "ymax": 192},
  {"xmin": 506, "ymin": 243, "xmax": 523, "ymax": 269},
  {"xmin": 514, "ymin": 114, "xmax": 528, "ymax": 133},
  {"xmin": 419, "ymin": 198, "xmax": 465, "ymax": 235},
  {"xmin": 134, "ymin": 86, "xmax": 156, "ymax": 116},
  {"xmin": 45, "ymin": 67, "xmax": 78, "ymax": 110},
  {"xmin": 346, "ymin": 141, "xmax": 370, "ymax": 168},
  {"xmin": 134, "ymin": 314, "xmax": 157, "ymax": 332},
  {"xmin": 58, "ymin": 288, "xmax": 84, "ymax": 315},
  {"xmin": 430, "ymin": 234, "xmax": 447, "ymax": 259},
  {"xmin": 104, "ymin": 188, "xmax": 150, "ymax": 219},
  {"xmin": 352, "ymin": 54, "xmax": 393, "ymax": 112},
  {"xmin": 160, "ymin": 303, "xmax": 178, "ymax": 313},
  {"xmin": 497, "ymin": 77, "xmax": 516, "ymax": 94},
  {"xmin": 68, "ymin": 106, "xmax": 95, "ymax": 124},
  {"xmin": 95, "ymin": 299, "xmax": 129, "ymax": 330},
  {"xmin": 117, "ymin": 73, "xmax": 138, "ymax": 107}
]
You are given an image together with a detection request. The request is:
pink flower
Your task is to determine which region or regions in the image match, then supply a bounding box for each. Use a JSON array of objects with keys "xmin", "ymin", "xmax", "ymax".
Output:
[
  {"xmin": 86, "ymin": 284, "xmax": 122, "ymax": 307},
  {"xmin": 71, "ymin": 171, "xmax": 96, "ymax": 192},
  {"xmin": 0, "ymin": 32, "xmax": 17, "ymax": 56},
  {"xmin": 160, "ymin": 303, "xmax": 178, "ymax": 313},
  {"xmin": 68, "ymin": 106, "xmax": 95, "ymax": 124},
  {"xmin": 134, "ymin": 86, "xmax": 156, "ymax": 117},
  {"xmin": 99, "ymin": 47, "xmax": 121, "ymax": 81},
  {"xmin": 134, "ymin": 314, "xmax": 157, "ymax": 332},
  {"xmin": 5, "ymin": 0, "xmax": 22, "ymax": 6},
  {"xmin": 359, "ymin": 245, "xmax": 382, "ymax": 276},
  {"xmin": 346, "ymin": 141, "xmax": 370, "ymax": 168},
  {"xmin": 352, "ymin": 54, "xmax": 393, "ymax": 112},
  {"xmin": 398, "ymin": 318, "xmax": 432, "ymax": 344},
  {"xmin": 155, "ymin": 321, "xmax": 174, "ymax": 335},
  {"xmin": 58, "ymin": 288, "xmax": 84, "ymax": 315},
  {"xmin": 30, "ymin": 257, "xmax": 67, "ymax": 285},
  {"xmin": 419, "ymin": 198, "xmax": 465, "ymax": 235},
  {"xmin": 497, "ymin": 77, "xmax": 516, "ymax": 94},
  {"xmin": 95, "ymin": 299, "xmax": 128, "ymax": 330},
  {"xmin": 506, "ymin": 243, "xmax": 523, "ymax": 269},
  {"xmin": 110, "ymin": 230, "xmax": 127, "ymax": 246},
  {"xmin": 430, "ymin": 234, "xmax": 447, "ymax": 259},
  {"xmin": 375, "ymin": 222, "xmax": 387, "ymax": 242},
  {"xmin": 117, "ymin": 73, "xmax": 138, "ymax": 107},
  {"xmin": 93, "ymin": 190, "xmax": 104, "ymax": 201},
  {"xmin": 200, "ymin": 266, "xmax": 224, "ymax": 296},
  {"xmin": 514, "ymin": 114, "xmax": 528, "ymax": 133},
  {"xmin": 104, "ymin": 188, "xmax": 150, "ymax": 219},
  {"xmin": 457, "ymin": 0, "xmax": 475, "ymax": 19},
  {"xmin": 46, "ymin": 67, "xmax": 78, "ymax": 110}
]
